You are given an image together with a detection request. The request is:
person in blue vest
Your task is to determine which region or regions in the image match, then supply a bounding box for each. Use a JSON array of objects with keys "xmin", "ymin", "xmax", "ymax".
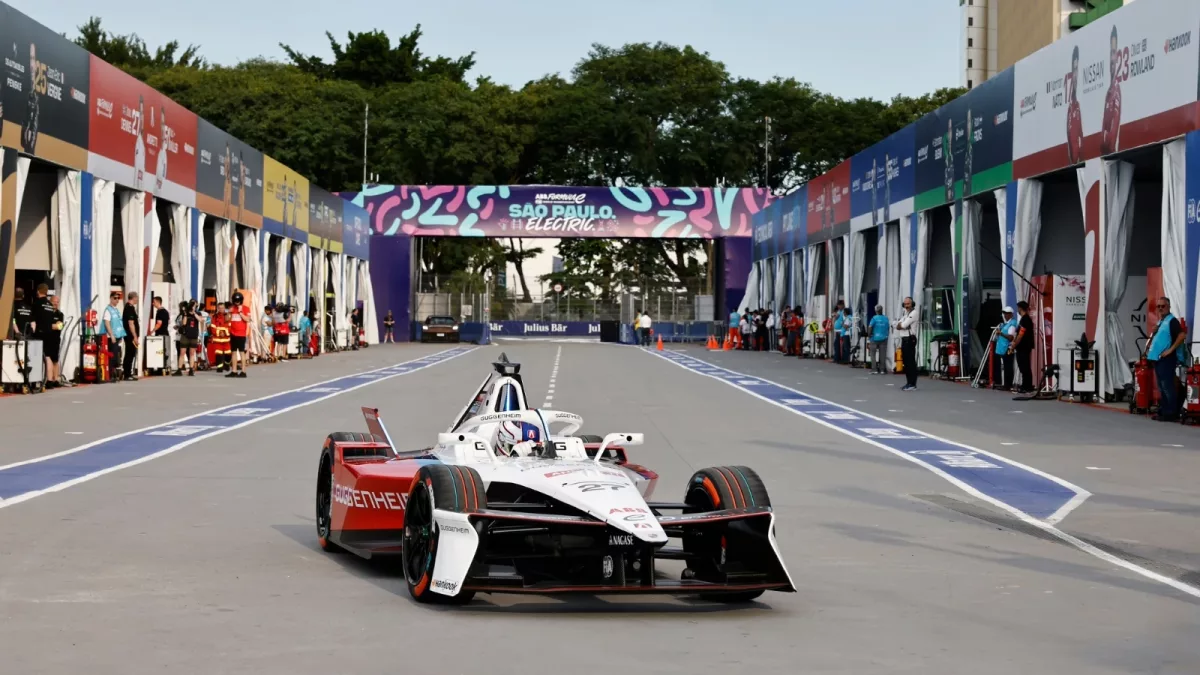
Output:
[
  {"xmin": 728, "ymin": 308, "xmax": 741, "ymax": 348},
  {"xmin": 831, "ymin": 301, "xmax": 845, "ymax": 363},
  {"xmin": 868, "ymin": 305, "xmax": 890, "ymax": 374},
  {"xmin": 994, "ymin": 306, "xmax": 1019, "ymax": 390},
  {"xmin": 1148, "ymin": 297, "xmax": 1188, "ymax": 422}
]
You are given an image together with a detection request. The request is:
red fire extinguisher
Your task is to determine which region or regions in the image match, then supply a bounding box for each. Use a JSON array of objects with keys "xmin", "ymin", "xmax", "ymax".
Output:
[
  {"xmin": 1130, "ymin": 337, "xmax": 1157, "ymax": 415},
  {"xmin": 81, "ymin": 309, "xmax": 100, "ymax": 384},
  {"xmin": 946, "ymin": 339, "xmax": 960, "ymax": 379},
  {"xmin": 1181, "ymin": 342, "xmax": 1200, "ymax": 425}
]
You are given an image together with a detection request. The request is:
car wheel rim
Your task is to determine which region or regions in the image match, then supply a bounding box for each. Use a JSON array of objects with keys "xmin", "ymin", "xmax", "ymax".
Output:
[
  {"xmin": 403, "ymin": 483, "xmax": 433, "ymax": 585},
  {"xmin": 316, "ymin": 463, "xmax": 332, "ymax": 539}
]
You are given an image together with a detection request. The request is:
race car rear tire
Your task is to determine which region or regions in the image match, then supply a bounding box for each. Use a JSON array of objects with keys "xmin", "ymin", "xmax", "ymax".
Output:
[
  {"xmin": 402, "ymin": 464, "xmax": 486, "ymax": 605},
  {"xmin": 315, "ymin": 432, "xmax": 372, "ymax": 553},
  {"xmin": 681, "ymin": 466, "xmax": 772, "ymax": 603}
]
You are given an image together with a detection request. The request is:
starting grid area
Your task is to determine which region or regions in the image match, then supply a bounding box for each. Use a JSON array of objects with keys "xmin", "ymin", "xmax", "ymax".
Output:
[
  {"xmin": 651, "ymin": 349, "xmax": 1089, "ymax": 524},
  {"xmin": 0, "ymin": 347, "xmax": 475, "ymax": 506}
]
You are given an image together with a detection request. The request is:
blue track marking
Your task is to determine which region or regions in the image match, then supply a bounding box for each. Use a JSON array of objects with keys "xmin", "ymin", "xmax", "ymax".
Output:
[
  {"xmin": 0, "ymin": 347, "xmax": 476, "ymax": 509},
  {"xmin": 651, "ymin": 349, "xmax": 1090, "ymax": 524}
]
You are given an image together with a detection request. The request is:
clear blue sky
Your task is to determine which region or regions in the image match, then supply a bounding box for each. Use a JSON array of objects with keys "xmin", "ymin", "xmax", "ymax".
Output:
[{"xmin": 14, "ymin": 0, "xmax": 959, "ymax": 101}]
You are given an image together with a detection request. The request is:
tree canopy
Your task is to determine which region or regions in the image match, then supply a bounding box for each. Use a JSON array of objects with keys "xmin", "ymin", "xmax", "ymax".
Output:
[{"xmin": 77, "ymin": 18, "xmax": 964, "ymax": 301}]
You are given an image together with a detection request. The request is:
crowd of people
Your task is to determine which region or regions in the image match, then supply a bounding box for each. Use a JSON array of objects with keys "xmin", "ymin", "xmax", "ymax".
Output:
[{"xmin": 7, "ymin": 286, "xmax": 375, "ymax": 390}]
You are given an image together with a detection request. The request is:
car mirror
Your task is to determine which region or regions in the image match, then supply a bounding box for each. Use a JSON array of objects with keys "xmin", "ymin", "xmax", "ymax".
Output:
[{"xmin": 593, "ymin": 432, "xmax": 643, "ymax": 464}]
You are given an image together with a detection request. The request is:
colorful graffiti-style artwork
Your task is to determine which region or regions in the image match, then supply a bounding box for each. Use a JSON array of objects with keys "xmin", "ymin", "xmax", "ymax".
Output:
[{"xmin": 351, "ymin": 185, "xmax": 771, "ymax": 238}]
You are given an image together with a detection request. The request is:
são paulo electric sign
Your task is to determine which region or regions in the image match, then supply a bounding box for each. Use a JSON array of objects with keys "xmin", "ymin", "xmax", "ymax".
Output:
[{"xmin": 348, "ymin": 185, "xmax": 772, "ymax": 238}]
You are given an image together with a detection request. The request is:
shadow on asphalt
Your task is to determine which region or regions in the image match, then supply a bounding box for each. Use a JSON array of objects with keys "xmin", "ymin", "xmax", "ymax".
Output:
[{"xmin": 271, "ymin": 522, "xmax": 786, "ymax": 615}]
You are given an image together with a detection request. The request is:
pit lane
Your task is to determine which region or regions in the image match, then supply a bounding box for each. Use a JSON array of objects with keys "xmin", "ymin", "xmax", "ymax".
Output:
[{"xmin": 0, "ymin": 342, "xmax": 1196, "ymax": 674}]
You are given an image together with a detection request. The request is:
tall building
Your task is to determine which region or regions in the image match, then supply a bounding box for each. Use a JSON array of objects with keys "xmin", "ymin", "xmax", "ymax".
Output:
[{"xmin": 962, "ymin": 0, "xmax": 1136, "ymax": 89}]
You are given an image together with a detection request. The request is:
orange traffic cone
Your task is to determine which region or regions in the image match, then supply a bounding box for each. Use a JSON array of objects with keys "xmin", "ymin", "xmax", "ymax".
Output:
[
  {"xmin": 656, "ymin": 335, "xmax": 664, "ymax": 351},
  {"xmin": 724, "ymin": 334, "xmax": 733, "ymax": 350}
]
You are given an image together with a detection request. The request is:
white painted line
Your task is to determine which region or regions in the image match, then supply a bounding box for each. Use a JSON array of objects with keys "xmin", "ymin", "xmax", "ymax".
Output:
[
  {"xmin": 1162, "ymin": 444, "xmax": 1184, "ymax": 448},
  {"xmin": 1000, "ymin": 442, "xmax": 1020, "ymax": 446},
  {"xmin": 963, "ymin": 399, "xmax": 976, "ymax": 403},
  {"xmin": 1011, "ymin": 410, "xmax": 1024, "ymax": 414},
  {"xmin": 0, "ymin": 348, "xmax": 476, "ymax": 506},
  {"xmin": 1086, "ymin": 466, "xmax": 1111, "ymax": 471},
  {"xmin": 65, "ymin": 432, "xmax": 83, "ymax": 435},
  {"xmin": 649, "ymin": 352, "xmax": 1200, "ymax": 602},
  {"xmin": 854, "ymin": 399, "xmax": 867, "ymax": 403},
  {"xmin": 888, "ymin": 409, "xmax": 902, "ymax": 413}
]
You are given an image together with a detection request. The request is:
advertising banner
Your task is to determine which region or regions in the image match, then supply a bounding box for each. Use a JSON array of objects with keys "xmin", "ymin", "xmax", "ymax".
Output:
[
  {"xmin": 351, "ymin": 185, "xmax": 771, "ymax": 239},
  {"xmin": 964, "ymin": 68, "xmax": 1015, "ymax": 196},
  {"xmin": 806, "ymin": 160, "xmax": 851, "ymax": 244},
  {"xmin": 914, "ymin": 95, "xmax": 970, "ymax": 212},
  {"xmin": 342, "ymin": 199, "xmax": 371, "ymax": 260},
  {"xmin": 0, "ymin": 5, "xmax": 92, "ymax": 170},
  {"xmin": 310, "ymin": 187, "xmax": 344, "ymax": 252},
  {"xmin": 87, "ymin": 56, "xmax": 197, "ymax": 206},
  {"xmin": 195, "ymin": 119, "xmax": 263, "ymax": 227},
  {"xmin": 262, "ymin": 155, "xmax": 307, "ymax": 240},
  {"xmin": 850, "ymin": 126, "xmax": 917, "ymax": 231},
  {"xmin": 779, "ymin": 187, "xmax": 807, "ymax": 255},
  {"xmin": 1013, "ymin": 0, "xmax": 1200, "ymax": 179},
  {"xmin": 488, "ymin": 321, "xmax": 602, "ymax": 338},
  {"xmin": 752, "ymin": 200, "xmax": 776, "ymax": 261}
]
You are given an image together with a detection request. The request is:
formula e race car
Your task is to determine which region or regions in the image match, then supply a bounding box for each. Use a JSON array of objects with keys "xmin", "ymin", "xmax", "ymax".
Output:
[{"xmin": 314, "ymin": 354, "xmax": 794, "ymax": 604}]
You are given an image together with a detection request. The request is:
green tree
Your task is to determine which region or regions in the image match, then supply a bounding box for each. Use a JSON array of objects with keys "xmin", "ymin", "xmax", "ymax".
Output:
[
  {"xmin": 281, "ymin": 26, "xmax": 476, "ymax": 87},
  {"xmin": 74, "ymin": 17, "xmax": 205, "ymax": 78}
]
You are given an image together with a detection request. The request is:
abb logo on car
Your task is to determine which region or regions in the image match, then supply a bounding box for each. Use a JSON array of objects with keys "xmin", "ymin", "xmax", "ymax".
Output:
[{"xmin": 333, "ymin": 482, "xmax": 409, "ymax": 510}]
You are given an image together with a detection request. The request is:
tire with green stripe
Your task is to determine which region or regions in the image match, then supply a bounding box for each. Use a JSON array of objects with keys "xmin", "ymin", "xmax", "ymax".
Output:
[
  {"xmin": 401, "ymin": 463, "xmax": 485, "ymax": 605},
  {"xmin": 681, "ymin": 466, "xmax": 772, "ymax": 603}
]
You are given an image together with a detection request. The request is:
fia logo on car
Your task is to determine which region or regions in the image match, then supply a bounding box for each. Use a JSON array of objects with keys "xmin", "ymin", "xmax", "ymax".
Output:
[{"xmin": 602, "ymin": 555, "xmax": 614, "ymax": 579}]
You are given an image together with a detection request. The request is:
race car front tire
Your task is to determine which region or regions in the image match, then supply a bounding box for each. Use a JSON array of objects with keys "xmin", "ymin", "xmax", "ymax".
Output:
[
  {"xmin": 315, "ymin": 432, "xmax": 375, "ymax": 553},
  {"xmin": 402, "ymin": 463, "xmax": 486, "ymax": 605},
  {"xmin": 681, "ymin": 466, "xmax": 772, "ymax": 603}
]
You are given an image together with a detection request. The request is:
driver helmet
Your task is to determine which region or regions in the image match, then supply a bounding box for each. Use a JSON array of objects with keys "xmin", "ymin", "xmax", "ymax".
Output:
[
  {"xmin": 496, "ymin": 420, "xmax": 540, "ymax": 456},
  {"xmin": 232, "ymin": 291, "xmax": 244, "ymax": 305}
]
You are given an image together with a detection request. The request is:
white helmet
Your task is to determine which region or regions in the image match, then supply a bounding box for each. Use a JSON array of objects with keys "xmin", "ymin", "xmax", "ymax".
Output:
[{"xmin": 496, "ymin": 420, "xmax": 524, "ymax": 456}]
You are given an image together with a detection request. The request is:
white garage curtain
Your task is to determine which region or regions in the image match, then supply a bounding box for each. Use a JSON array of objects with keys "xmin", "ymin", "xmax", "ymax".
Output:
[
  {"xmin": 260, "ymin": 231, "xmax": 272, "ymax": 303},
  {"xmin": 1014, "ymin": 179, "xmax": 1044, "ymax": 296},
  {"xmin": 334, "ymin": 254, "xmax": 348, "ymax": 347},
  {"xmin": 900, "ymin": 215, "xmax": 914, "ymax": 301},
  {"xmin": 994, "ymin": 186, "xmax": 1011, "ymax": 307},
  {"xmin": 348, "ymin": 257, "xmax": 360, "ymax": 319},
  {"xmin": 120, "ymin": 191, "xmax": 144, "ymax": 304},
  {"xmin": 773, "ymin": 256, "xmax": 787, "ymax": 316},
  {"xmin": 738, "ymin": 265, "xmax": 759, "ymax": 315},
  {"xmin": 141, "ymin": 199, "xmax": 162, "ymax": 359},
  {"xmin": 360, "ymin": 261, "xmax": 379, "ymax": 344},
  {"xmin": 193, "ymin": 214, "xmax": 205, "ymax": 301},
  {"xmin": 1104, "ymin": 160, "xmax": 1136, "ymax": 396},
  {"xmin": 168, "ymin": 205, "xmax": 190, "ymax": 372},
  {"xmin": 215, "ymin": 219, "xmax": 233, "ymax": 304},
  {"xmin": 876, "ymin": 226, "xmax": 887, "ymax": 314},
  {"xmin": 54, "ymin": 171, "xmax": 81, "ymax": 371},
  {"xmin": 240, "ymin": 228, "xmax": 266, "ymax": 357},
  {"xmin": 849, "ymin": 232, "xmax": 866, "ymax": 320},
  {"xmin": 963, "ymin": 199, "xmax": 984, "ymax": 368},
  {"xmin": 310, "ymin": 246, "xmax": 322, "ymax": 321},
  {"xmin": 14, "ymin": 157, "xmax": 30, "ymax": 235},
  {"xmin": 1162, "ymin": 140, "xmax": 1187, "ymax": 342},
  {"xmin": 291, "ymin": 242, "xmax": 306, "ymax": 311},
  {"xmin": 913, "ymin": 211, "xmax": 931, "ymax": 310},
  {"xmin": 275, "ymin": 236, "xmax": 289, "ymax": 304},
  {"xmin": 885, "ymin": 222, "xmax": 901, "ymax": 368},
  {"xmin": 804, "ymin": 244, "xmax": 819, "ymax": 322},
  {"xmin": 828, "ymin": 238, "xmax": 844, "ymax": 310},
  {"xmin": 90, "ymin": 179, "xmax": 115, "ymax": 315}
]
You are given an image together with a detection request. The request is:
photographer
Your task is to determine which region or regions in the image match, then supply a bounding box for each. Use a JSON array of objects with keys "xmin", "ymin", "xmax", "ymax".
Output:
[
  {"xmin": 274, "ymin": 303, "xmax": 292, "ymax": 361},
  {"xmin": 173, "ymin": 301, "xmax": 199, "ymax": 376}
]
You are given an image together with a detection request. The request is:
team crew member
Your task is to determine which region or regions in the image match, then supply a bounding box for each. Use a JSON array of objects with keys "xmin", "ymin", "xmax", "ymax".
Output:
[
  {"xmin": 174, "ymin": 302, "xmax": 199, "ymax": 376},
  {"xmin": 786, "ymin": 308, "xmax": 804, "ymax": 356},
  {"xmin": 1011, "ymin": 301, "xmax": 1036, "ymax": 393},
  {"xmin": 298, "ymin": 311, "xmax": 314, "ymax": 356},
  {"xmin": 740, "ymin": 312, "xmax": 752, "ymax": 350},
  {"xmin": 840, "ymin": 307, "xmax": 853, "ymax": 365},
  {"xmin": 227, "ymin": 291, "xmax": 250, "ymax": 378},
  {"xmin": 896, "ymin": 297, "xmax": 919, "ymax": 391},
  {"xmin": 32, "ymin": 285, "xmax": 59, "ymax": 387},
  {"xmin": 44, "ymin": 293, "xmax": 64, "ymax": 387},
  {"xmin": 262, "ymin": 305, "xmax": 275, "ymax": 360},
  {"xmin": 11, "ymin": 287, "xmax": 34, "ymax": 338},
  {"xmin": 994, "ymin": 306, "xmax": 1018, "ymax": 390},
  {"xmin": 123, "ymin": 292, "xmax": 140, "ymax": 381},
  {"xmin": 98, "ymin": 292, "xmax": 126, "ymax": 380},
  {"xmin": 1148, "ymin": 297, "xmax": 1187, "ymax": 422},
  {"xmin": 638, "ymin": 311, "xmax": 652, "ymax": 346},
  {"xmin": 868, "ymin": 304, "xmax": 890, "ymax": 374},
  {"xmin": 350, "ymin": 307, "xmax": 362, "ymax": 350},
  {"xmin": 210, "ymin": 304, "xmax": 232, "ymax": 372},
  {"xmin": 728, "ymin": 308, "xmax": 741, "ymax": 348},
  {"xmin": 151, "ymin": 296, "xmax": 170, "ymax": 372},
  {"xmin": 383, "ymin": 310, "xmax": 395, "ymax": 343},
  {"xmin": 274, "ymin": 304, "xmax": 291, "ymax": 360}
]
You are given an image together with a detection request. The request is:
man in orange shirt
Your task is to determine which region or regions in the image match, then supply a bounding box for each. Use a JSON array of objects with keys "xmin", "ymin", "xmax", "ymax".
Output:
[{"xmin": 227, "ymin": 291, "xmax": 250, "ymax": 378}]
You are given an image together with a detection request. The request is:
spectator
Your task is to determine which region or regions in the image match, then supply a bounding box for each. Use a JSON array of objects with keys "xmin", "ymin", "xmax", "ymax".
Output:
[
  {"xmin": 123, "ymin": 291, "xmax": 140, "ymax": 381},
  {"xmin": 262, "ymin": 305, "xmax": 275, "ymax": 360},
  {"xmin": 151, "ymin": 297, "xmax": 170, "ymax": 372},
  {"xmin": 98, "ymin": 292, "xmax": 126, "ymax": 381},
  {"xmin": 1012, "ymin": 301, "xmax": 1035, "ymax": 393},
  {"xmin": 383, "ymin": 310, "xmax": 395, "ymax": 343},
  {"xmin": 896, "ymin": 296, "xmax": 920, "ymax": 391},
  {"xmin": 740, "ymin": 312, "xmax": 752, "ymax": 350},
  {"xmin": 639, "ymin": 311, "xmax": 653, "ymax": 346},
  {"xmin": 868, "ymin": 304, "xmax": 890, "ymax": 374},
  {"xmin": 227, "ymin": 291, "xmax": 249, "ymax": 378},
  {"xmin": 11, "ymin": 286, "xmax": 33, "ymax": 338},
  {"xmin": 1148, "ymin": 297, "xmax": 1187, "ymax": 422},
  {"xmin": 994, "ymin": 306, "xmax": 1018, "ymax": 390}
]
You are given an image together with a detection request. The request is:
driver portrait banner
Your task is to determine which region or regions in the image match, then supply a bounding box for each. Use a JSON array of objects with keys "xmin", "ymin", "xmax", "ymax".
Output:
[
  {"xmin": 88, "ymin": 56, "xmax": 198, "ymax": 206},
  {"xmin": 349, "ymin": 185, "xmax": 771, "ymax": 239},
  {"xmin": 806, "ymin": 160, "xmax": 851, "ymax": 245},
  {"xmin": 0, "ymin": 5, "xmax": 91, "ymax": 170},
  {"xmin": 1012, "ymin": 0, "xmax": 1200, "ymax": 178},
  {"xmin": 196, "ymin": 119, "xmax": 263, "ymax": 227}
]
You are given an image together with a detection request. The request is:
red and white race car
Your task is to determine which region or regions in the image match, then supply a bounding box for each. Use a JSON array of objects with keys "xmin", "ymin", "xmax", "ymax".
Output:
[{"xmin": 315, "ymin": 354, "xmax": 794, "ymax": 605}]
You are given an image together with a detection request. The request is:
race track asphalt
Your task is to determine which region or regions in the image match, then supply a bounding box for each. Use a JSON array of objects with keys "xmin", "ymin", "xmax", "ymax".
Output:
[{"xmin": 0, "ymin": 341, "xmax": 1197, "ymax": 674}]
